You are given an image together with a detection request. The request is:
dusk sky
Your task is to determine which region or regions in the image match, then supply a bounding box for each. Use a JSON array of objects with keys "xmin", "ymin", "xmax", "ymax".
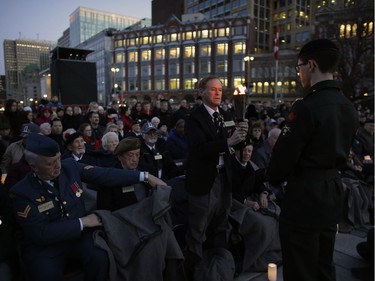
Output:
[{"xmin": 0, "ymin": 0, "xmax": 152, "ymax": 75}]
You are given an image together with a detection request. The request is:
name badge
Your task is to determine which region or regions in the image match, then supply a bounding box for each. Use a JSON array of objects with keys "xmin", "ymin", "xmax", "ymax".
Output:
[
  {"xmin": 37, "ymin": 201, "xmax": 54, "ymax": 213},
  {"xmin": 154, "ymin": 154, "xmax": 163, "ymax": 160},
  {"xmin": 122, "ymin": 186, "xmax": 135, "ymax": 193},
  {"xmin": 224, "ymin": 121, "xmax": 235, "ymax": 127}
]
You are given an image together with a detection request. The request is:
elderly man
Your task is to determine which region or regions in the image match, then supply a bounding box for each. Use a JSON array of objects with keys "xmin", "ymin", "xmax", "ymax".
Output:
[
  {"xmin": 138, "ymin": 122, "xmax": 178, "ymax": 180},
  {"xmin": 1, "ymin": 123, "xmax": 40, "ymax": 174},
  {"xmin": 10, "ymin": 133, "xmax": 165, "ymax": 281},
  {"xmin": 97, "ymin": 137, "xmax": 148, "ymax": 211}
]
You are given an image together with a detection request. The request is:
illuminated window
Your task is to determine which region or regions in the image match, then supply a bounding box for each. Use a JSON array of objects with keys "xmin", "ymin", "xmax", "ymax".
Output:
[
  {"xmin": 233, "ymin": 76, "xmax": 244, "ymax": 88},
  {"xmin": 169, "ymin": 47, "xmax": 180, "ymax": 59},
  {"xmin": 280, "ymin": 11, "xmax": 286, "ymax": 19},
  {"xmin": 155, "ymin": 49, "xmax": 165, "ymax": 60},
  {"xmin": 184, "ymin": 46, "xmax": 195, "ymax": 58},
  {"xmin": 185, "ymin": 78, "xmax": 197, "ymax": 89},
  {"xmin": 200, "ymin": 44, "xmax": 211, "ymax": 56},
  {"xmin": 155, "ymin": 34, "xmax": 164, "ymax": 43},
  {"xmin": 340, "ymin": 24, "xmax": 345, "ymax": 38},
  {"xmin": 184, "ymin": 31, "xmax": 196, "ymax": 40},
  {"xmin": 346, "ymin": 24, "xmax": 351, "ymax": 38},
  {"xmin": 141, "ymin": 50, "xmax": 151, "ymax": 61},
  {"xmin": 143, "ymin": 36, "xmax": 150, "ymax": 45},
  {"xmin": 352, "ymin": 24, "xmax": 357, "ymax": 36},
  {"xmin": 216, "ymin": 28, "xmax": 229, "ymax": 37},
  {"xmin": 128, "ymin": 51, "xmax": 138, "ymax": 62},
  {"xmin": 201, "ymin": 29, "xmax": 211, "ymax": 38},
  {"xmin": 116, "ymin": 53, "xmax": 124, "ymax": 63},
  {"xmin": 128, "ymin": 38, "xmax": 138, "ymax": 46},
  {"xmin": 155, "ymin": 79, "xmax": 165, "ymax": 91},
  {"xmin": 169, "ymin": 33, "xmax": 179, "ymax": 42},
  {"xmin": 233, "ymin": 42, "xmax": 246, "ymax": 54},
  {"xmin": 170, "ymin": 78, "xmax": 180, "ymax": 90},
  {"xmin": 216, "ymin": 43, "xmax": 228, "ymax": 56}
]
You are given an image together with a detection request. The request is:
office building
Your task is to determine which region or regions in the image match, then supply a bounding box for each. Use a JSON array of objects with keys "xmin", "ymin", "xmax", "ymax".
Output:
[
  {"xmin": 69, "ymin": 6, "xmax": 141, "ymax": 47},
  {"xmin": 3, "ymin": 39, "xmax": 55, "ymax": 101}
]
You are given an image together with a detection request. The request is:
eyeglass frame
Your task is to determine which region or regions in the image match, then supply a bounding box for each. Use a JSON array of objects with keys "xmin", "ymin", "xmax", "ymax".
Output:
[{"xmin": 295, "ymin": 62, "xmax": 308, "ymax": 73}]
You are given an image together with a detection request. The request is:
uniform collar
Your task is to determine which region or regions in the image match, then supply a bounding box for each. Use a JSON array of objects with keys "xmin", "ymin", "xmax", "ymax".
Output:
[{"xmin": 305, "ymin": 80, "xmax": 341, "ymax": 98}]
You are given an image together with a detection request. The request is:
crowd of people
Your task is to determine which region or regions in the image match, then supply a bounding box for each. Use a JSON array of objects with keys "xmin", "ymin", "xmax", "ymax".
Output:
[{"xmin": 0, "ymin": 38, "xmax": 373, "ymax": 281}]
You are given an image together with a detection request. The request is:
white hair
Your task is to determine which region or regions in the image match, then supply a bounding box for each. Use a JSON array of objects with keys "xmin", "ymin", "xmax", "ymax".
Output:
[{"xmin": 101, "ymin": 132, "xmax": 119, "ymax": 149}]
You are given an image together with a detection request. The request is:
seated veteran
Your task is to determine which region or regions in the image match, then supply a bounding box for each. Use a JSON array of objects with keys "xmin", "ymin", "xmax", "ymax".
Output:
[
  {"xmin": 230, "ymin": 138, "xmax": 282, "ymax": 273},
  {"xmin": 97, "ymin": 137, "xmax": 151, "ymax": 211},
  {"xmin": 138, "ymin": 122, "xmax": 178, "ymax": 180},
  {"xmin": 9, "ymin": 133, "xmax": 165, "ymax": 281}
]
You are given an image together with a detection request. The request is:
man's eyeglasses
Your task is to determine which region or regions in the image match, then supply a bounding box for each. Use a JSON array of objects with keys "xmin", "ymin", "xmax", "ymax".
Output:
[{"xmin": 295, "ymin": 62, "xmax": 308, "ymax": 73}]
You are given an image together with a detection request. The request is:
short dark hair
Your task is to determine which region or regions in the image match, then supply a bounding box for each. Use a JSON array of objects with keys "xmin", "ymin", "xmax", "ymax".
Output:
[{"xmin": 298, "ymin": 39, "xmax": 340, "ymax": 73}]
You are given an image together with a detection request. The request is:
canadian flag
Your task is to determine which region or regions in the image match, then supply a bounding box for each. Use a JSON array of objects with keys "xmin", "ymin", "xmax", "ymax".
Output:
[{"xmin": 274, "ymin": 25, "xmax": 280, "ymax": 60}]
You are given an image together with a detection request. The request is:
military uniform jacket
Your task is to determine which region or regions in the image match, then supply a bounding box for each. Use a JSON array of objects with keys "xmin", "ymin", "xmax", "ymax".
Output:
[
  {"xmin": 266, "ymin": 80, "xmax": 359, "ymax": 228},
  {"xmin": 10, "ymin": 158, "xmax": 140, "ymax": 256},
  {"xmin": 185, "ymin": 104, "xmax": 233, "ymax": 195}
]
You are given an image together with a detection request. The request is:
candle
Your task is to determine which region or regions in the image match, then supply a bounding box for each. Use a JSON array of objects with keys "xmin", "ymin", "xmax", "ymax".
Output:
[{"xmin": 268, "ymin": 263, "xmax": 277, "ymax": 281}]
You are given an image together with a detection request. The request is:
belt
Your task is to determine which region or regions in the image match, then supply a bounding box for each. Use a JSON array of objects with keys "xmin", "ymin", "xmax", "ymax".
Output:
[{"xmin": 295, "ymin": 169, "xmax": 338, "ymax": 181}]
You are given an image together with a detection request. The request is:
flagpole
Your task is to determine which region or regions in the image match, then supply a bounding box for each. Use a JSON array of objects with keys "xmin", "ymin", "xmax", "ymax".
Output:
[
  {"xmin": 274, "ymin": 60, "xmax": 278, "ymax": 101},
  {"xmin": 273, "ymin": 24, "xmax": 280, "ymax": 102}
]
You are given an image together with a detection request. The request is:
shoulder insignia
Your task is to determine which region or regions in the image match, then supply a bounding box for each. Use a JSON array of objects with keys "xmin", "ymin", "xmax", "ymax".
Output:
[
  {"xmin": 35, "ymin": 196, "xmax": 46, "ymax": 203},
  {"xmin": 17, "ymin": 205, "xmax": 31, "ymax": 218},
  {"xmin": 83, "ymin": 165, "xmax": 94, "ymax": 170},
  {"xmin": 281, "ymin": 126, "xmax": 291, "ymax": 136},
  {"xmin": 288, "ymin": 111, "xmax": 296, "ymax": 122}
]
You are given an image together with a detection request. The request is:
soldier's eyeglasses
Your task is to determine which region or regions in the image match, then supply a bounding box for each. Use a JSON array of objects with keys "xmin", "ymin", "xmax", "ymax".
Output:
[{"xmin": 295, "ymin": 62, "xmax": 308, "ymax": 74}]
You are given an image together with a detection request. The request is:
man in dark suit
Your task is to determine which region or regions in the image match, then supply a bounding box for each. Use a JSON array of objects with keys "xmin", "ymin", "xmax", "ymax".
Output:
[
  {"xmin": 9, "ymin": 133, "xmax": 165, "ymax": 281},
  {"xmin": 184, "ymin": 75, "xmax": 248, "ymax": 277},
  {"xmin": 266, "ymin": 39, "xmax": 359, "ymax": 281}
]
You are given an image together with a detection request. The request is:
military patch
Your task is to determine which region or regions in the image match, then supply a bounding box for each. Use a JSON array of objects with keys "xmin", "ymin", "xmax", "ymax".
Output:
[
  {"xmin": 288, "ymin": 111, "xmax": 296, "ymax": 122},
  {"xmin": 84, "ymin": 165, "xmax": 94, "ymax": 170},
  {"xmin": 17, "ymin": 205, "xmax": 31, "ymax": 218}
]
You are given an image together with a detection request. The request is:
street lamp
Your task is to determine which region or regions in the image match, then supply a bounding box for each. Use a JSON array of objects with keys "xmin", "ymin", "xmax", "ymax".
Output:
[
  {"xmin": 111, "ymin": 67, "xmax": 119, "ymax": 102},
  {"xmin": 243, "ymin": 55, "xmax": 254, "ymax": 90}
]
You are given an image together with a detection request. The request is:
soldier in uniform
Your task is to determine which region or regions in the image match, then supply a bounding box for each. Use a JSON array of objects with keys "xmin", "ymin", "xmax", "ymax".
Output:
[
  {"xmin": 266, "ymin": 39, "xmax": 359, "ymax": 281},
  {"xmin": 10, "ymin": 133, "xmax": 165, "ymax": 281}
]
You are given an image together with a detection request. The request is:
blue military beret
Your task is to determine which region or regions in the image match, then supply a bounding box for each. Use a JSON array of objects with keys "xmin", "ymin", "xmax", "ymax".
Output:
[{"xmin": 26, "ymin": 133, "xmax": 60, "ymax": 157}]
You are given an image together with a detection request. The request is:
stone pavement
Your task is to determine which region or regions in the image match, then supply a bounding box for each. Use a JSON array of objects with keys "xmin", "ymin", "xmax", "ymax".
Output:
[{"xmin": 235, "ymin": 226, "xmax": 373, "ymax": 281}]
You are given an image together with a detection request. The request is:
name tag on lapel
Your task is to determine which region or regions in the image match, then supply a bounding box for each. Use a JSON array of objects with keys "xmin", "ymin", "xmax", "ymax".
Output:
[
  {"xmin": 224, "ymin": 121, "xmax": 235, "ymax": 127},
  {"xmin": 154, "ymin": 154, "xmax": 163, "ymax": 160},
  {"xmin": 37, "ymin": 201, "xmax": 54, "ymax": 213},
  {"xmin": 122, "ymin": 186, "xmax": 135, "ymax": 193}
]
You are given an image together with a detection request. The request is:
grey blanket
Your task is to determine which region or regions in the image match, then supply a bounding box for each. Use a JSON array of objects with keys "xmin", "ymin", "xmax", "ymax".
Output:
[{"xmin": 93, "ymin": 185, "xmax": 184, "ymax": 281}]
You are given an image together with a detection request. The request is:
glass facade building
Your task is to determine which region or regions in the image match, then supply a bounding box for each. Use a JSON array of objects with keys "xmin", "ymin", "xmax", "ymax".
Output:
[
  {"xmin": 69, "ymin": 6, "xmax": 141, "ymax": 47},
  {"xmin": 4, "ymin": 39, "xmax": 55, "ymax": 101}
]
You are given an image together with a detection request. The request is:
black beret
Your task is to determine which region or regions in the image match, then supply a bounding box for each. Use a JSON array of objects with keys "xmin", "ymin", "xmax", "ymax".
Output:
[
  {"xmin": 63, "ymin": 129, "xmax": 83, "ymax": 147},
  {"xmin": 114, "ymin": 137, "xmax": 141, "ymax": 156},
  {"xmin": 26, "ymin": 133, "xmax": 60, "ymax": 157},
  {"xmin": 232, "ymin": 135, "xmax": 253, "ymax": 151}
]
